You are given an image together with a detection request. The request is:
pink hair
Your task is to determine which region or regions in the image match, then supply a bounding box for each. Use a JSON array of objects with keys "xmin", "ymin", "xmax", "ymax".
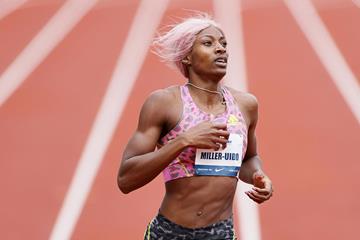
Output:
[{"xmin": 152, "ymin": 14, "xmax": 221, "ymax": 78}]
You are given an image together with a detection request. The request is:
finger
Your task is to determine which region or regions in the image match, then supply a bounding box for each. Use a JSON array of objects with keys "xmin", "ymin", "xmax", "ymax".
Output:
[
  {"xmin": 252, "ymin": 188, "xmax": 272, "ymax": 198},
  {"xmin": 198, "ymin": 140, "xmax": 222, "ymax": 150},
  {"xmin": 264, "ymin": 181, "xmax": 273, "ymax": 191},
  {"xmin": 246, "ymin": 191, "xmax": 264, "ymax": 202},
  {"xmin": 248, "ymin": 190, "xmax": 268, "ymax": 199},
  {"xmin": 247, "ymin": 192, "xmax": 269, "ymax": 204},
  {"xmin": 211, "ymin": 143, "xmax": 221, "ymax": 151},
  {"xmin": 212, "ymin": 123, "xmax": 227, "ymax": 130},
  {"xmin": 252, "ymin": 187, "xmax": 271, "ymax": 195},
  {"xmin": 215, "ymin": 130, "xmax": 230, "ymax": 139},
  {"xmin": 245, "ymin": 192, "xmax": 263, "ymax": 204},
  {"xmin": 254, "ymin": 174, "xmax": 265, "ymax": 182},
  {"xmin": 219, "ymin": 143, "xmax": 227, "ymax": 150},
  {"xmin": 247, "ymin": 191, "xmax": 269, "ymax": 201},
  {"xmin": 212, "ymin": 137, "xmax": 228, "ymax": 145},
  {"xmin": 253, "ymin": 173, "xmax": 266, "ymax": 189},
  {"xmin": 212, "ymin": 139, "xmax": 227, "ymax": 150},
  {"xmin": 253, "ymin": 179, "xmax": 265, "ymax": 189},
  {"xmin": 245, "ymin": 192, "xmax": 260, "ymax": 202}
]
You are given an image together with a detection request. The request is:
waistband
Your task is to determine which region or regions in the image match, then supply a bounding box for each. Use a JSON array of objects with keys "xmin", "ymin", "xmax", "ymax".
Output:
[{"xmin": 155, "ymin": 213, "xmax": 234, "ymax": 231}]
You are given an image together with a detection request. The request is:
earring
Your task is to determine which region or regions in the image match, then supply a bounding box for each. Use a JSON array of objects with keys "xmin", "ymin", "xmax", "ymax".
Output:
[{"xmin": 182, "ymin": 59, "xmax": 189, "ymax": 65}]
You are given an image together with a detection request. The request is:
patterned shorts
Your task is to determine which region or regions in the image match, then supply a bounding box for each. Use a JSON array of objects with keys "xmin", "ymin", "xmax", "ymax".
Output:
[{"xmin": 144, "ymin": 213, "xmax": 237, "ymax": 240}]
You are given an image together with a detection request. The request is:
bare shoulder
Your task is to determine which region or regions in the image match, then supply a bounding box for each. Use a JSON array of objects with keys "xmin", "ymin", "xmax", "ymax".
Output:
[
  {"xmin": 225, "ymin": 86, "xmax": 258, "ymax": 112},
  {"xmin": 138, "ymin": 85, "xmax": 181, "ymax": 129},
  {"xmin": 225, "ymin": 86, "xmax": 259, "ymax": 126},
  {"xmin": 143, "ymin": 85, "xmax": 179, "ymax": 108}
]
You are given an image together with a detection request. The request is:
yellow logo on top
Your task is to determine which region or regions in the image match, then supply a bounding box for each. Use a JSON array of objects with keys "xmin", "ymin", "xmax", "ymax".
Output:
[{"xmin": 227, "ymin": 114, "xmax": 239, "ymax": 125}]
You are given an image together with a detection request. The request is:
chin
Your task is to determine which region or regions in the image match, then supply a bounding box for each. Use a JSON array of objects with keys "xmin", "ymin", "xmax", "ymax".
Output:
[{"xmin": 213, "ymin": 69, "xmax": 226, "ymax": 79}]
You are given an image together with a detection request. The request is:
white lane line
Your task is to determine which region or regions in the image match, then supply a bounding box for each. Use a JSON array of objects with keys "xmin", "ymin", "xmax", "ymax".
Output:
[
  {"xmin": 285, "ymin": 0, "xmax": 360, "ymax": 125},
  {"xmin": 48, "ymin": 1, "xmax": 169, "ymax": 240},
  {"xmin": 352, "ymin": 0, "xmax": 360, "ymax": 8},
  {"xmin": 0, "ymin": 0, "xmax": 27, "ymax": 20},
  {"xmin": 213, "ymin": 0, "xmax": 248, "ymax": 91},
  {"xmin": 213, "ymin": 1, "xmax": 262, "ymax": 240},
  {"xmin": 0, "ymin": 0, "xmax": 98, "ymax": 108}
]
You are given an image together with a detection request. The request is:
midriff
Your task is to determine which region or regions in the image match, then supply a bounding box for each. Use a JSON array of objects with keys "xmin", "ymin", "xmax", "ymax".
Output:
[{"xmin": 159, "ymin": 176, "xmax": 238, "ymax": 228}]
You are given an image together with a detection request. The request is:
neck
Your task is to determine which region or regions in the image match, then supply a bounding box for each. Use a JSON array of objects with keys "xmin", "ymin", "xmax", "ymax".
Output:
[
  {"xmin": 186, "ymin": 82, "xmax": 225, "ymax": 105},
  {"xmin": 187, "ymin": 71, "xmax": 224, "ymax": 89},
  {"xmin": 187, "ymin": 82, "xmax": 221, "ymax": 94}
]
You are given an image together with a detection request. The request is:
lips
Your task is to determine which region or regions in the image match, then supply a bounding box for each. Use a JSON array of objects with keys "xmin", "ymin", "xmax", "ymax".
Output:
[
  {"xmin": 214, "ymin": 56, "xmax": 228, "ymax": 67},
  {"xmin": 214, "ymin": 56, "xmax": 228, "ymax": 63}
]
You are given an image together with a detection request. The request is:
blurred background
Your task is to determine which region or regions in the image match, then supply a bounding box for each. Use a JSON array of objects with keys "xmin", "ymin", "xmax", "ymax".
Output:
[{"xmin": 1, "ymin": 0, "xmax": 359, "ymax": 239}]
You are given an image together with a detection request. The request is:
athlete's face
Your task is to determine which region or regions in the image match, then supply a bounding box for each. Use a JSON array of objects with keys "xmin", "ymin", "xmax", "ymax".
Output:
[{"xmin": 185, "ymin": 26, "xmax": 228, "ymax": 79}]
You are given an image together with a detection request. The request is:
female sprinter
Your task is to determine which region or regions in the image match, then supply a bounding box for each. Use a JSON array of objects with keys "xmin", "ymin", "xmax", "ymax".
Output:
[{"xmin": 118, "ymin": 14, "xmax": 273, "ymax": 240}]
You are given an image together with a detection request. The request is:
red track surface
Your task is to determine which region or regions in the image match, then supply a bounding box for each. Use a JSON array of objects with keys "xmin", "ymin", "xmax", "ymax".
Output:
[{"xmin": 0, "ymin": 0, "xmax": 359, "ymax": 239}]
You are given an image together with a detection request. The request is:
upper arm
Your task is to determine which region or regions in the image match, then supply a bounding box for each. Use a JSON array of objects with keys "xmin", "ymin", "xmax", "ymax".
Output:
[
  {"xmin": 244, "ymin": 94, "xmax": 259, "ymax": 160},
  {"xmin": 230, "ymin": 90, "xmax": 259, "ymax": 160},
  {"xmin": 121, "ymin": 90, "xmax": 169, "ymax": 163}
]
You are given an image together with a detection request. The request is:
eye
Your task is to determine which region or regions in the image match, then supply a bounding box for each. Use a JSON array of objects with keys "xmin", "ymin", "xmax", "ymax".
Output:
[
  {"xmin": 203, "ymin": 41, "xmax": 212, "ymax": 46},
  {"xmin": 221, "ymin": 41, "xmax": 227, "ymax": 47}
]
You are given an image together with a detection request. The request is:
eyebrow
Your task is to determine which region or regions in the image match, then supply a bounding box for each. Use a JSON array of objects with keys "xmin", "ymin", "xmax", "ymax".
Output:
[{"xmin": 199, "ymin": 34, "xmax": 226, "ymax": 40}]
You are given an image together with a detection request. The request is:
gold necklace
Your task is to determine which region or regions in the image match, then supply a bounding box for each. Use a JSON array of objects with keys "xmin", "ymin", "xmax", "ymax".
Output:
[{"xmin": 186, "ymin": 82, "xmax": 226, "ymax": 105}]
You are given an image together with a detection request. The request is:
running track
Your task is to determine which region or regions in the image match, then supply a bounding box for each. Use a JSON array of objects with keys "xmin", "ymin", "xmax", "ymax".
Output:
[{"xmin": 0, "ymin": 0, "xmax": 359, "ymax": 239}]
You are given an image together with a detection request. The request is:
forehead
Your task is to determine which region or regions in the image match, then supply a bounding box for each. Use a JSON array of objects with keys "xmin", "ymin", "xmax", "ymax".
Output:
[{"xmin": 196, "ymin": 25, "xmax": 225, "ymax": 39}]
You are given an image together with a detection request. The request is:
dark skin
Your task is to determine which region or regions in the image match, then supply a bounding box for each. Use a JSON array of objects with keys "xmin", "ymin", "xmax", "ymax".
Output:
[{"xmin": 118, "ymin": 26, "xmax": 273, "ymax": 228}]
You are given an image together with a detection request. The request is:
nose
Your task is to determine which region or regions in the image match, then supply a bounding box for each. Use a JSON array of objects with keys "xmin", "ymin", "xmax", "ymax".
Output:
[{"xmin": 215, "ymin": 43, "xmax": 226, "ymax": 54}]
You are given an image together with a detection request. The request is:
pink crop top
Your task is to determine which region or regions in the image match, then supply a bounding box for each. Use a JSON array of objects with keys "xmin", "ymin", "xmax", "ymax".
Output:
[{"xmin": 158, "ymin": 85, "xmax": 248, "ymax": 182}]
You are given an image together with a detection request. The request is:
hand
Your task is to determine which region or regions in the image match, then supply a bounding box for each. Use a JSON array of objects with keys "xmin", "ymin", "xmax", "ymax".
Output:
[
  {"xmin": 245, "ymin": 171, "xmax": 273, "ymax": 204},
  {"xmin": 182, "ymin": 121, "xmax": 230, "ymax": 151}
]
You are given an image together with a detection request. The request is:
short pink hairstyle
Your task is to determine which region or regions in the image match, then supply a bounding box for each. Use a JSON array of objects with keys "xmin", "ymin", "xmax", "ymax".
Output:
[{"xmin": 152, "ymin": 14, "xmax": 221, "ymax": 78}]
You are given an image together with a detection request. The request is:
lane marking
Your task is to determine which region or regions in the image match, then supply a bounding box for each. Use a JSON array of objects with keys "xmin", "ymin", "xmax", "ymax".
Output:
[
  {"xmin": 213, "ymin": 0, "xmax": 247, "ymax": 91},
  {"xmin": 49, "ymin": 1, "xmax": 169, "ymax": 239},
  {"xmin": 213, "ymin": 1, "xmax": 262, "ymax": 240},
  {"xmin": 0, "ymin": 0, "xmax": 27, "ymax": 20},
  {"xmin": 352, "ymin": 0, "xmax": 360, "ymax": 8},
  {"xmin": 0, "ymin": 0, "xmax": 98, "ymax": 108},
  {"xmin": 285, "ymin": 0, "xmax": 360, "ymax": 124}
]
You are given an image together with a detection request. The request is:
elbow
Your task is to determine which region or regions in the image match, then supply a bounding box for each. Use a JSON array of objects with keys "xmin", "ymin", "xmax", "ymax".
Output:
[{"xmin": 117, "ymin": 175, "xmax": 133, "ymax": 194}]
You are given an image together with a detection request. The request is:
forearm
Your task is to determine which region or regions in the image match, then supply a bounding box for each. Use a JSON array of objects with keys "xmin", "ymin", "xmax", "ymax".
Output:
[
  {"xmin": 239, "ymin": 155, "xmax": 264, "ymax": 184},
  {"xmin": 118, "ymin": 136, "xmax": 188, "ymax": 193}
]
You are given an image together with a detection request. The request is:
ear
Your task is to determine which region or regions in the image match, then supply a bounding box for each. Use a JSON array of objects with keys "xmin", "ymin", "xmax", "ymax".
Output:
[{"xmin": 182, "ymin": 55, "xmax": 191, "ymax": 65}]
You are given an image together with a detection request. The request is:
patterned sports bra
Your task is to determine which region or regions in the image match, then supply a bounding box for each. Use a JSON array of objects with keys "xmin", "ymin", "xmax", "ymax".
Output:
[{"xmin": 158, "ymin": 84, "xmax": 248, "ymax": 182}]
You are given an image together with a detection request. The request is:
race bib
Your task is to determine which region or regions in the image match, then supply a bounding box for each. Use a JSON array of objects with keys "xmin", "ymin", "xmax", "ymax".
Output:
[{"xmin": 194, "ymin": 134, "xmax": 243, "ymax": 176}]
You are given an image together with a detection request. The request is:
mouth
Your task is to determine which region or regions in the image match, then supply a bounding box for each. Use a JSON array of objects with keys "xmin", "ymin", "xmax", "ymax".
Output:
[
  {"xmin": 214, "ymin": 56, "xmax": 227, "ymax": 63},
  {"xmin": 214, "ymin": 56, "xmax": 228, "ymax": 67}
]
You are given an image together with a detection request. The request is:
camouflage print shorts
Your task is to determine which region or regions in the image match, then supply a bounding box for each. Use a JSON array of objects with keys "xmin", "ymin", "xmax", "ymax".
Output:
[{"xmin": 144, "ymin": 213, "xmax": 237, "ymax": 240}]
